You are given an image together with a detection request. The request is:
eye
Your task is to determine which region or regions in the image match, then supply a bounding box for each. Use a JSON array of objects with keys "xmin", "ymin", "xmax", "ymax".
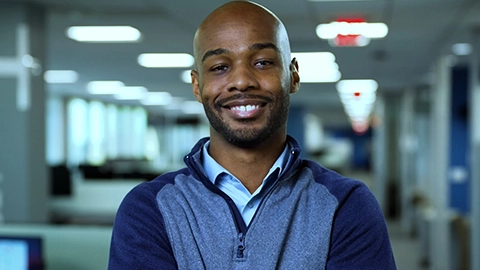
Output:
[
  {"xmin": 210, "ymin": 64, "xmax": 229, "ymax": 72},
  {"xmin": 255, "ymin": 60, "xmax": 274, "ymax": 67}
]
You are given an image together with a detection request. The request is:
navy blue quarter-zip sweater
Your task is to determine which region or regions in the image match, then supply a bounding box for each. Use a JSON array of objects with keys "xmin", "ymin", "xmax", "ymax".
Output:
[{"xmin": 108, "ymin": 137, "xmax": 396, "ymax": 269}]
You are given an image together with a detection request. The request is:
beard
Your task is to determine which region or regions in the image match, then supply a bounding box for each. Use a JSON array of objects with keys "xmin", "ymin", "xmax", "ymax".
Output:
[{"xmin": 203, "ymin": 92, "xmax": 290, "ymax": 148}]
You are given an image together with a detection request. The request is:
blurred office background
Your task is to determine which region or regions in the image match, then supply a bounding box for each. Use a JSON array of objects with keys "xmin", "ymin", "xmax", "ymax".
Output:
[{"xmin": 0, "ymin": 0, "xmax": 479, "ymax": 269}]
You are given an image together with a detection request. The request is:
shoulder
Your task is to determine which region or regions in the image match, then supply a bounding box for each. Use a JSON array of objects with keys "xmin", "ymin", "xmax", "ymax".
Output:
[
  {"xmin": 113, "ymin": 167, "xmax": 193, "ymax": 226},
  {"xmin": 109, "ymin": 169, "xmax": 190, "ymax": 269},
  {"xmin": 120, "ymin": 167, "xmax": 191, "ymax": 208},
  {"xmin": 302, "ymin": 160, "xmax": 381, "ymax": 224},
  {"xmin": 300, "ymin": 161, "xmax": 396, "ymax": 268},
  {"xmin": 302, "ymin": 160, "xmax": 370, "ymax": 204}
]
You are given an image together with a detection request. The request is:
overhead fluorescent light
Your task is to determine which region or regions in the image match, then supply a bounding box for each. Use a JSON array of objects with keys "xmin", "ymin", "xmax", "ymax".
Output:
[
  {"xmin": 181, "ymin": 70, "xmax": 193, "ymax": 83},
  {"xmin": 87, "ymin": 81, "xmax": 149, "ymax": 100},
  {"xmin": 292, "ymin": 52, "xmax": 336, "ymax": 63},
  {"xmin": 300, "ymin": 69, "xmax": 342, "ymax": 83},
  {"xmin": 138, "ymin": 53, "xmax": 194, "ymax": 68},
  {"xmin": 351, "ymin": 116, "xmax": 370, "ymax": 122},
  {"xmin": 336, "ymin": 79, "xmax": 378, "ymax": 122},
  {"xmin": 87, "ymin": 81, "xmax": 125, "ymax": 94},
  {"xmin": 114, "ymin": 86, "xmax": 148, "ymax": 100},
  {"xmin": 66, "ymin": 26, "xmax": 141, "ymax": 43},
  {"xmin": 291, "ymin": 52, "xmax": 341, "ymax": 83},
  {"xmin": 339, "ymin": 91, "xmax": 376, "ymax": 104},
  {"xmin": 44, "ymin": 70, "xmax": 78, "ymax": 84},
  {"xmin": 316, "ymin": 22, "xmax": 388, "ymax": 39},
  {"xmin": 336, "ymin": 79, "xmax": 378, "ymax": 94},
  {"xmin": 344, "ymin": 103, "xmax": 374, "ymax": 115},
  {"xmin": 141, "ymin": 92, "xmax": 173, "ymax": 106},
  {"xmin": 451, "ymin": 43, "xmax": 472, "ymax": 56},
  {"xmin": 343, "ymin": 103, "xmax": 375, "ymax": 123},
  {"xmin": 329, "ymin": 35, "xmax": 371, "ymax": 47}
]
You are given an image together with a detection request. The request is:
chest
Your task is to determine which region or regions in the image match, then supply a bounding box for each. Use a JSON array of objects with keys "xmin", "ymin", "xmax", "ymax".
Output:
[{"xmin": 157, "ymin": 172, "xmax": 337, "ymax": 269}]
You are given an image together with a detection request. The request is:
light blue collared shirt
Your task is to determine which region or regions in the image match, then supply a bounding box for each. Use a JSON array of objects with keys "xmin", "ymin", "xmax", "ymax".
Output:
[{"xmin": 202, "ymin": 141, "xmax": 290, "ymax": 226}]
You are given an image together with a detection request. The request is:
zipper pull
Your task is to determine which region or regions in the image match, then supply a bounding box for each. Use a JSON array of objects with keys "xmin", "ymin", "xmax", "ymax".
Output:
[{"xmin": 236, "ymin": 232, "xmax": 245, "ymax": 259}]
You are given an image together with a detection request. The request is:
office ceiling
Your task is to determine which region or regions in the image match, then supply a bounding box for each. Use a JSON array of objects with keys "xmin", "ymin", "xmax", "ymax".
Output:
[{"xmin": 4, "ymin": 0, "xmax": 480, "ymax": 128}]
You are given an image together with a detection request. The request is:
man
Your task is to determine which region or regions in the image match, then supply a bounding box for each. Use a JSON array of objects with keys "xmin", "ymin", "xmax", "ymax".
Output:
[{"xmin": 109, "ymin": 1, "xmax": 397, "ymax": 269}]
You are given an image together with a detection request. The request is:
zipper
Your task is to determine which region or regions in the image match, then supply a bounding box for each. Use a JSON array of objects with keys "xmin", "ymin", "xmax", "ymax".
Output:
[
  {"xmin": 185, "ymin": 145, "xmax": 302, "ymax": 261},
  {"xmin": 233, "ymin": 165, "xmax": 298, "ymax": 259},
  {"xmin": 236, "ymin": 232, "xmax": 245, "ymax": 259}
]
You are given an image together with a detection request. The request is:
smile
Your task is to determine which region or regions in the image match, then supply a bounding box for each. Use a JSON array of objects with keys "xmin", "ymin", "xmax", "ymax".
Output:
[{"xmin": 230, "ymin": 105, "xmax": 261, "ymax": 112}]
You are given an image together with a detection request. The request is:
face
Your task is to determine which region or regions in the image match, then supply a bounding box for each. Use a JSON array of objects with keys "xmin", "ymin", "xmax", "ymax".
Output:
[{"xmin": 192, "ymin": 3, "xmax": 300, "ymax": 148}]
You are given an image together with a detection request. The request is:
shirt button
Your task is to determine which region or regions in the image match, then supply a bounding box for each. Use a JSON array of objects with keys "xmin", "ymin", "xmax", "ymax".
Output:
[{"xmin": 247, "ymin": 203, "xmax": 254, "ymax": 208}]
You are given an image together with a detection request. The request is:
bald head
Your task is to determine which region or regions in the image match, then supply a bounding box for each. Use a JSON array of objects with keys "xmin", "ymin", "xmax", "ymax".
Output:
[{"xmin": 193, "ymin": 1, "xmax": 292, "ymax": 72}]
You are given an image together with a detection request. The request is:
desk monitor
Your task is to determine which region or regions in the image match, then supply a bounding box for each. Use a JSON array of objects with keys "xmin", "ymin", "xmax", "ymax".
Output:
[{"xmin": 0, "ymin": 235, "xmax": 43, "ymax": 270}]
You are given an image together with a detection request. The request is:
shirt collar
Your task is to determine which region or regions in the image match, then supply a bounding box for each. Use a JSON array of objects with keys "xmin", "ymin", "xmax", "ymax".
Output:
[{"xmin": 202, "ymin": 140, "xmax": 290, "ymax": 184}]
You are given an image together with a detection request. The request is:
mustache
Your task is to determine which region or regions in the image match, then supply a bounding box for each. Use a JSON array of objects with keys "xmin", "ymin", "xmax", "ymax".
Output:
[{"xmin": 215, "ymin": 93, "xmax": 273, "ymax": 107}]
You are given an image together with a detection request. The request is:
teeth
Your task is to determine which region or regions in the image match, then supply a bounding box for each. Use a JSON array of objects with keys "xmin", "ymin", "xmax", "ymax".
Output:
[{"xmin": 231, "ymin": 105, "xmax": 259, "ymax": 111}]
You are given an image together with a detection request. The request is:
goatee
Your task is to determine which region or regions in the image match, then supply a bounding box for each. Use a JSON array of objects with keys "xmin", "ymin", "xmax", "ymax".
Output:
[{"xmin": 203, "ymin": 93, "xmax": 290, "ymax": 148}]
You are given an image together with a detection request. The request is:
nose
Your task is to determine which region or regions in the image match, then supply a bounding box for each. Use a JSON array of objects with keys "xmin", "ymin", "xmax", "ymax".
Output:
[{"xmin": 227, "ymin": 64, "xmax": 259, "ymax": 92}]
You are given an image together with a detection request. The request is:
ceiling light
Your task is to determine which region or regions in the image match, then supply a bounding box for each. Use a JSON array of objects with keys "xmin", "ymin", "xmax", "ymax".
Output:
[
  {"xmin": 343, "ymin": 105, "xmax": 374, "ymax": 124},
  {"xmin": 181, "ymin": 70, "xmax": 193, "ymax": 83},
  {"xmin": 114, "ymin": 86, "xmax": 148, "ymax": 100},
  {"xmin": 87, "ymin": 81, "xmax": 125, "ymax": 94},
  {"xmin": 44, "ymin": 70, "xmax": 78, "ymax": 84},
  {"xmin": 291, "ymin": 52, "xmax": 341, "ymax": 83},
  {"xmin": 300, "ymin": 69, "xmax": 342, "ymax": 83},
  {"xmin": 316, "ymin": 22, "xmax": 388, "ymax": 39},
  {"xmin": 344, "ymin": 103, "xmax": 374, "ymax": 115},
  {"xmin": 66, "ymin": 26, "xmax": 141, "ymax": 43},
  {"xmin": 351, "ymin": 116, "xmax": 370, "ymax": 122},
  {"xmin": 337, "ymin": 79, "xmax": 378, "ymax": 124},
  {"xmin": 359, "ymin": 23, "xmax": 388, "ymax": 38},
  {"xmin": 329, "ymin": 35, "xmax": 371, "ymax": 47},
  {"xmin": 138, "ymin": 53, "xmax": 194, "ymax": 68},
  {"xmin": 295, "ymin": 58, "xmax": 339, "ymax": 71},
  {"xmin": 141, "ymin": 92, "xmax": 173, "ymax": 106},
  {"xmin": 292, "ymin": 52, "xmax": 336, "ymax": 63},
  {"xmin": 336, "ymin": 79, "xmax": 378, "ymax": 94},
  {"xmin": 339, "ymin": 91, "xmax": 376, "ymax": 104},
  {"xmin": 451, "ymin": 43, "xmax": 472, "ymax": 56}
]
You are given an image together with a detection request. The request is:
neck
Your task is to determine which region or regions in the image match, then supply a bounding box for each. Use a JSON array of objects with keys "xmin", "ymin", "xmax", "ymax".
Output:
[{"xmin": 209, "ymin": 132, "xmax": 286, "ymax": 193}]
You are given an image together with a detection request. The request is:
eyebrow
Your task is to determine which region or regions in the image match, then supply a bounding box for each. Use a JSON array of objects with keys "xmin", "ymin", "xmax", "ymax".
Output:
[
  {"xmin": 201, "ymin": 42, "xmax": 279, "ymax": 63},
  {"xmin": 201, "ymin": 48, "xmax": 229, "ymax": 63}
]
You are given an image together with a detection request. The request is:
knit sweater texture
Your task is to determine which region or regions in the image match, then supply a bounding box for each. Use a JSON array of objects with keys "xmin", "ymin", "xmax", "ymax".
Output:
[{"xmin": 109, "ymin": 136, "xmax": 397, "ymax": 269}]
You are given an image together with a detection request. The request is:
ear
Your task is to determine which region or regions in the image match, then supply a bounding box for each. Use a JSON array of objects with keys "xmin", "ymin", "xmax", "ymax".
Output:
[
  {"xmin": 191, "ymin": 70, "xmax": 203, "ymax": 103},
  {"xmin": 289, "ymin": 58, "xmax": 300, "ymax": 94}
]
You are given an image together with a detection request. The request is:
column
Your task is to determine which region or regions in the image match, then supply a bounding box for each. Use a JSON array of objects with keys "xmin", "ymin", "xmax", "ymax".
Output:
[
  {"xmin": 470, "ymin": 29, "xmax": 480, "ymax": 270},
  {"xmin": 0, "ymin": 4, "xmax": 48, "ymax": 223},
  {"xmin": 428, "ymin": 55, "xmax": 451, "ymax": 270},
  {"xmin": 372, "ymin": 95, "xmax": 387, "ymax": 212},
  {"xmin": 448, "ymin": 64, "xmax": 471, "ymax": 270},
  {"xmin": 399, "ymin": 87, "xmax": 416, "ymax": 234}
]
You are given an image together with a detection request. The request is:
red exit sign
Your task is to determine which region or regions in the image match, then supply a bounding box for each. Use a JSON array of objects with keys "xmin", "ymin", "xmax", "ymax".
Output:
[{"xmin": 331, "ymin": 18, "xmax": 369, "ymax": 47}]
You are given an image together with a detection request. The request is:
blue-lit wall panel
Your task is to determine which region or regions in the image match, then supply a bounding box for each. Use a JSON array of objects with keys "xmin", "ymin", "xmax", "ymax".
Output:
[{"xmin": 449, "ymin": 66, "xmax": 470, "ymax": 214}]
